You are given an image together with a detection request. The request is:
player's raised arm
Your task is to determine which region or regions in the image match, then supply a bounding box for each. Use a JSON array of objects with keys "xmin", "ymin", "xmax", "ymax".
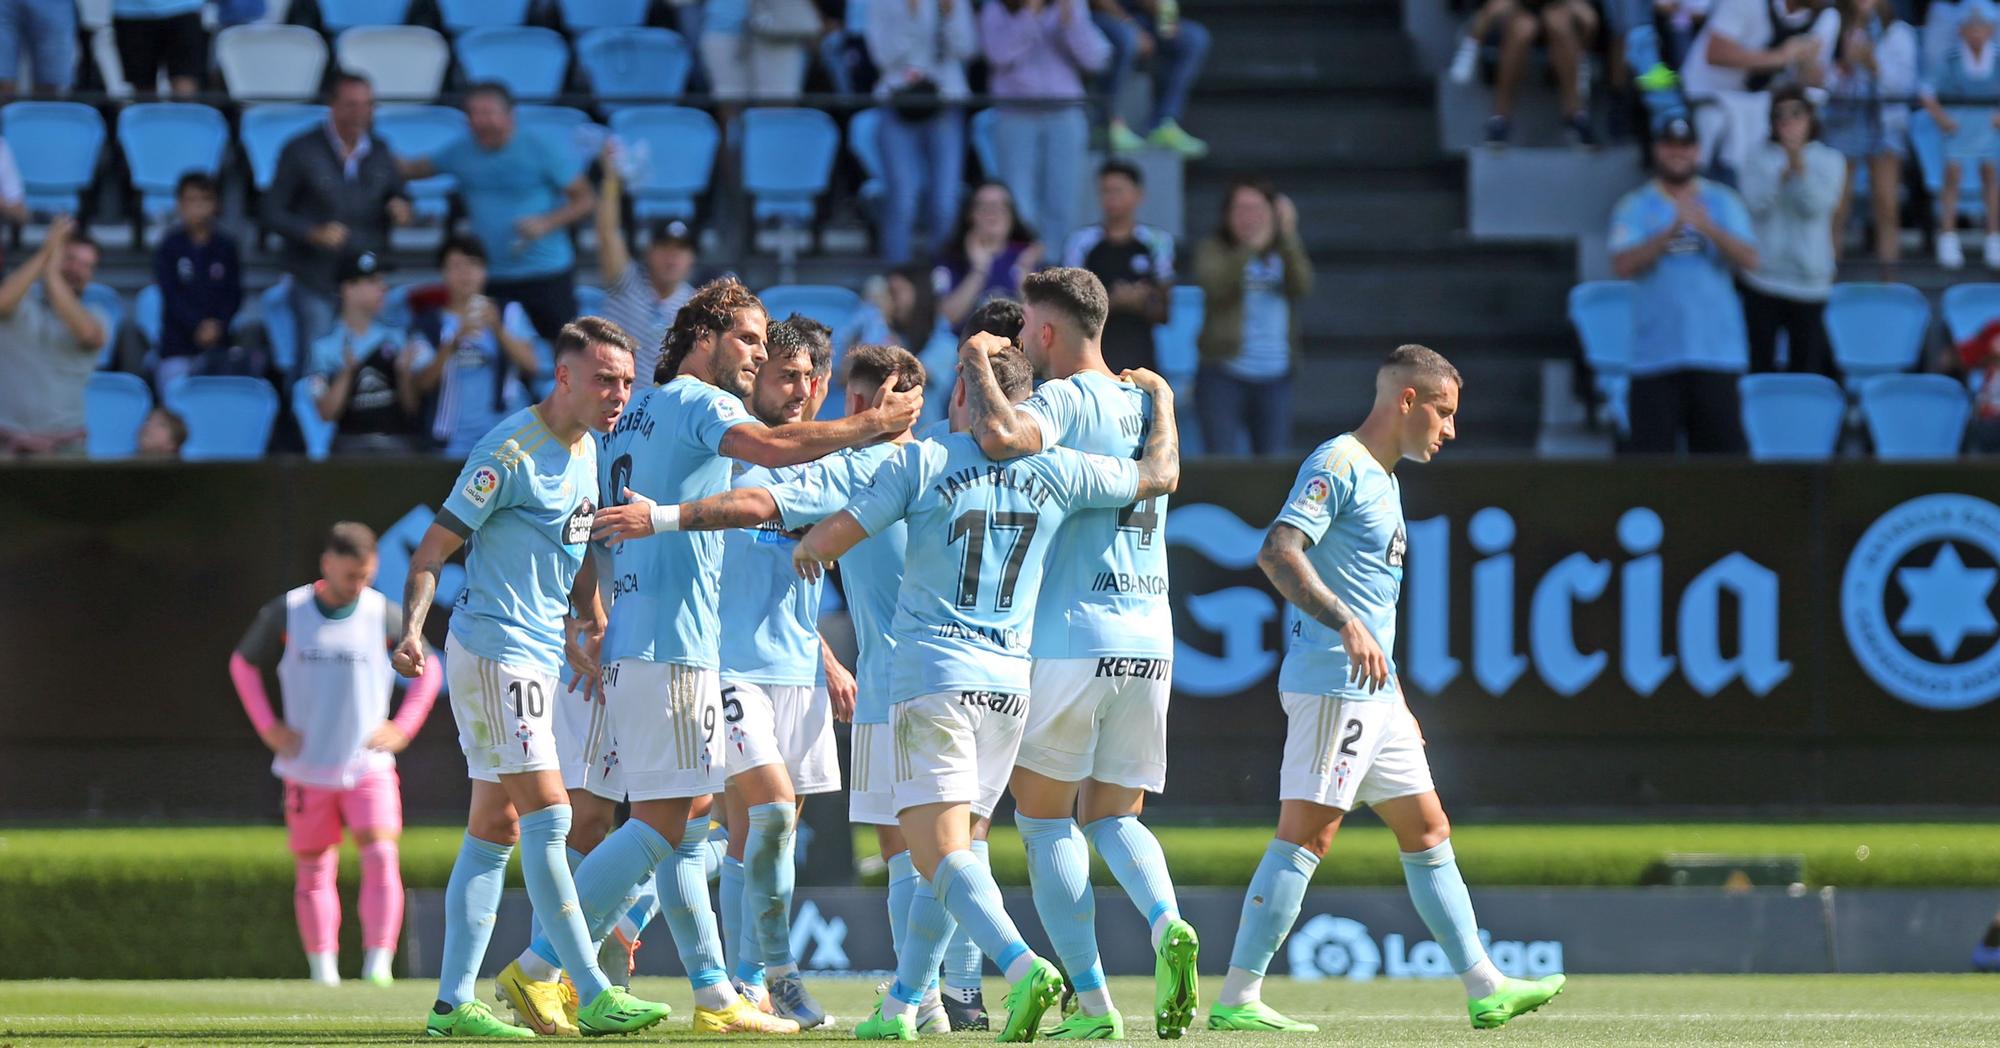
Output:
[
  {"xmin": 1122, "ymin": 367, "xmax": 1181, "ymax": 499},
  {"xmin": 718, "ymin": 376, "xmax": 921, "ymax": 468},
  {"xmin": 1257, "ymin": 522, "xmax": 1387, "ymax": 693},
  {"xmin": 591, "ymin": 485, "xmax": 783, "ymax": 545},
  {"xmin": 962, "ymin": 331, "xmax": 1046, "ymax": 458},
  {"xmin": 393, "ymin": 522, "xmax": 464, "ymax": 678}
]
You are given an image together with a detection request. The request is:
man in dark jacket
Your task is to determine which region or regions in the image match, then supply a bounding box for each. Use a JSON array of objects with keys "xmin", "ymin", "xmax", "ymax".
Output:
[{"xmin": 262, "ymin": 72, "xmax": 411, "ymax": 363}]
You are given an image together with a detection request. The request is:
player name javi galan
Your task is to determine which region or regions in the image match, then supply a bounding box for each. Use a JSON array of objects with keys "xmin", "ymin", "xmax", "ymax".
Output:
[{"xmin": 930, "ymin": 464, "xmax": 1059, "ymax": 506}]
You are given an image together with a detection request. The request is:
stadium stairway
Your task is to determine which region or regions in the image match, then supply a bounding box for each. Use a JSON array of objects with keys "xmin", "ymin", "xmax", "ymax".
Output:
[{"xmin": 1185, "ymin": 0, "xmax": 1570, "ymax": 453}]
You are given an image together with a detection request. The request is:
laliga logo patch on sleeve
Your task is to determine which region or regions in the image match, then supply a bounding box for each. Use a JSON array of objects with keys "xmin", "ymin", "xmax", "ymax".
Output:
[
  {"xmin": 1291, "ymin": 476, "xmax": 1331, "ymax": 517},
  {"xmin": 464, "ymin": 466, "xmax": 501, "ymax": 507}
]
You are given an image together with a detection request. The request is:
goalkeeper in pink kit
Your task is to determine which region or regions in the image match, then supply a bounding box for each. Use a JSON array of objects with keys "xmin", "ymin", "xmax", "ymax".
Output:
[{"xmin": 229, "ymin": 521, "xmax": 442, "ymax": 986}]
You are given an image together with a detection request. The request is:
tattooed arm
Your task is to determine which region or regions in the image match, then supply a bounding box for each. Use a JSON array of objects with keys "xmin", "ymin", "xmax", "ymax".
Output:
[
  {"xmin": 392, "ymin": 522, "xmax": 466, "ymax": 677},
  {"xmin": 1257, "ymin": 523, "xmax": 1388, "ymax": 692}
]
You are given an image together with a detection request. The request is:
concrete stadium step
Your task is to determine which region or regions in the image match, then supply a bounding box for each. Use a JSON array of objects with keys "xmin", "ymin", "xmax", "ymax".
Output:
[
  {"xmin": 1185, "ymin": 94, "xmax": 1447, "ymax": 170},
  {"xmin": 1294, "ymin": 245, "xmax": 1576, "ymax": 342}
]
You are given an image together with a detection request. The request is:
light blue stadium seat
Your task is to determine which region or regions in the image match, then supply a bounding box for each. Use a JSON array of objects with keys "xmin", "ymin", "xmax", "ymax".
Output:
[
  {"xmin": 516, "ymin": 104, "xmax": 600, "ymax": 171},
  {"xmin": 82, "ymin": 283, "xmax": 125, "ymax": 369},
  {"xmin": 373, "ymin": 105, "xmax": 469, "ymax": 220},
  {"xmin": 294, "ymin": 377, "xmax": 335, "ymax": 460},
  {"xmin": 263, "ymin": 278, "xmax": 299, "ymax": 376},
  {"xmin": 1738, "ymin": 373, "xmax": 1847, "ymax": 461},
  {"xmin": 758, "ymin": 284, "xmax": 861, "ymax": 332},
  {"xmin": 85, "ymin": 372, "xmax": 152, "ymax": 458},
  {"xmin": 742, "ymin": 108, "xmax": 838, "ymax": 226},
  {"xmin": 1153, "ymin": 284, "xmax": 1205, "ymax": 456},
  {"xmin": 2, "ymin": 101, "xmax": 106, "ymax": 215},
  {"xmin": 1568, "ymin": 280, "xmax": 1635, "ymax": 434},
  {"xmin": 608, "ymin": 106, "xmax": 717, "ymax": 220},
  {"xmin": 560, "ymin": 0, "xmax": 649, "ymax": 32},
  {"xmin": 1910, "ymin": 108, "xmax": 1986, "ymax": 225},
  {"xmin": 970, "ymin": 106, "xmax": 999, "ymax": 179},
  {"xmin": 1860, "ymin": 373, "xmax": 1971, "ymax": 459},
  {"xmin": 1940, "ymin": 282, "xmax": 2000, "ymax": 345},
  {"xmin": 134, "ymin": 284, "xmax": 162, "ymax": 350},
  {"xmin": 241, "ymin": 104, "xmax": 329, "ymax": 192},
  {"xmin": 848, "ymin": 107, "xmax": 887, "ymax": 215},
  {"xmin": 455, "ymin": 26, "xmax": 570, "ymax": 102},
  {"xmin": 118, "ymin": 103, "xmax": 230, "ymax": 221},
  {"xmin": 319, "ymin": 0, "xmax": 411, "ymax": 32},
  {"xmin": 438, "ymin": 0, "xmax": 530, "ymax": 34},
  {"xmin": 577, "ymin": 28, "xmax": 692, "ymax": 111},
  {"xmin": 576, "ymin": 284, "xmax": 607, "ymax": 317},
  {"xmin": 1824, "ymin": 282, "xmax": 1929, "ymax": 384},
  {"xmin": 164, "ymin": 376, "xmax": 280, "ymax": 460}
]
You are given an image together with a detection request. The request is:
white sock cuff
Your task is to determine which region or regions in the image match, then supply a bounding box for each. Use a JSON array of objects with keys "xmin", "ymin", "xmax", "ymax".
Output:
[
  {"xmin": 886, "ymin": 850, "xmax": 916, "ymax": 879},
  {"xmin": 1400, "ymin": 840, "xmax": 1455, "ymax": 868}
]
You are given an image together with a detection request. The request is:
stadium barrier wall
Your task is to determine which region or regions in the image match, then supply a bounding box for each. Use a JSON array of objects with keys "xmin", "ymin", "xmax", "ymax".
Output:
[{"xmin": 5, "ymin": 459, "xmax": 2000, "ymax": 820}]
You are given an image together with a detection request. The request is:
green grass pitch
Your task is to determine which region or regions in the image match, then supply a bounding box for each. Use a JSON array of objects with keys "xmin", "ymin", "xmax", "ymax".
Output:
[{"xmin": 2, "ymin": 975, "xmax": 1995, "ymax": 1047}]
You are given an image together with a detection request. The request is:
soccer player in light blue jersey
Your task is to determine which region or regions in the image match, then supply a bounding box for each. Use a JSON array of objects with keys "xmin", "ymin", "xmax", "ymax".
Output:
[
  {"xmin": 792, "ymin": 344, "xmax": 1181, "ymax": 1043},
  {"xmin": 964, "ymin": 269, "xmax": 1196, "ymax": 1040},
  {"xmin": 505, "ymin": 279, "xmax": 921, "ymax": 1036},
  {"xmin": 391, "ymin": 317, "xmax": 672, "ymax": 1039},
  {"xmin": 1209, "ymin": 345, "xmax": 1566, "ymax": 1033}
]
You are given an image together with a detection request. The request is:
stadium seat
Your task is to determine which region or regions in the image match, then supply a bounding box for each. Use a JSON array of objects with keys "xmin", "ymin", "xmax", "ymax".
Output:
[
  {"xmin": 848, "ymin": 106, "xmax": 887, "ymax": 216},
  {"xmin": 335, "ymin": 27, "xmax": 450, "ymax": 102},
  {"xmin": 84, "ymin": 372, "xmax": 153, "ymax": 459},
  {"xmin": 607, "ymin": 106, "xmax": 717, "ymax": 220},
  {"xmin": 741, "ymin": 108, "xmax": 838, "ymax": 226},
  {"xmin": 970, "ymin": 107, "xmax": 999, "ymax": 178},
  {"xmin": 1567, "ymin": 280, "xmax": 1635, "ymax": 434},
  {"xmin": 262, "ymin": 278, "xmax": 299, "ymax": 376},
  {"xmin": 1940, "ymin": 282, "xmax": 2000, "ymax": 346},
  {"xmin": 577, "ymin": 28, "xmax": 692, "ymax": 111},
  {"xmin": 118, "ymin": 103, "xmax": 229, "ymax": 221},
  {"xmin": 163, "ymin": 376, "xmax": 280, "ymax": 460},
  {"xmin": 214, "ymin": 25, "xmax": 328, "ymax": 102},
  {"xmin": 373, "ymin": 105, "xmax": 469, "ymax": 220},
  {"xmin": 559, "ymin": 0, "xmax": 648, "ymax": 32},
  {"xmin": 133, "ymin": 283, "xmax": 162, "ymax": 350},
  {"xmin": 1824, "ymin": 282, "xmax": 1928, "ymax": 383},
  {"xmin": 318, "ymin": 0, "xmax": 410, "ymax": 33},
  {"xmin": 2, "ymin": 101, "xmax": 105, "ymax": 215},
  {"xmin": 758, "ymin": 284, "xmax": 862, "ymax": 332},
  {"xmin": 1910, "ymin": 109, "xmax": 1986, "ymax": 224},
  {"xmin": 576, "ymin": 284, "xmax": 607, "ymax": 317},
  {"xmin": 240, "ymin": 104, "xmax": 329, "ymax": 192},
  {"xmin": 1154, "ymin": 284, "xmax": 1205, "ymax": 456},
  {"xmin": 516, "ymin": 104, "xmax": 600, "ymax": 171},
  {"xmin": 1859, "ymin": 373, "xmax": 1971, "ymax": 460},
  {"xmin": 438, "ymin": 0, "xmax": 530, "ymax": 34},
  {"xmin": 455, "ymin": 27, "xmax": 570, "ymax": 103},
  {"xmin": 293, "ymin": 377, "xmax": 335, "ymax": 460},
  {"xmin": 1738, "ymin": 373, "xmax": 1847, "ymax": 462}
]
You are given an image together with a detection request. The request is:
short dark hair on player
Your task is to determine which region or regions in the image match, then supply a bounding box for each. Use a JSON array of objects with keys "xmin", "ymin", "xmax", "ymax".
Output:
[
  {"xmin": 326, "ymin": 521, "xmax": 378, "ymax": 558},
  {"xmin": 844, "ymin": 343, "xmax": 926, "ymax": 395},
  {"xmin": 556, "ymin": 316, "xmax": 636, "ymax": 360},
  {"xmin": 1099, "ymin": 158, "xmax": 1144, "ymax": 188},
  {"xmin": 989, "ymin": 346, "xmax": 1035, "ymax": 401},
  {"xmin": 1021, "ymin": 267, "xmax": 1110, "ymax": 340},
  {"xmin": 659, "ymin": 276, "xmax": 765, "ymax": 384},
  {"xmin": 770, "ymin": 313, "xmax": 834, "ymax": 377},
  {"xmin": 1382, "ymin": 343, "xmax": 1462, "ymax": 397},
  {"xmin": 967, "ymin": 297, "xmax": 1024, "ymax": 348}
]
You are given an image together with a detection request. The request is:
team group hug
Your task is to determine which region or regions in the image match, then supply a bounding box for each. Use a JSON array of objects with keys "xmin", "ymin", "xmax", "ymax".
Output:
[{"xmin": 229, "ymin": 265, "xmax": 1567, "ymax": 1039}]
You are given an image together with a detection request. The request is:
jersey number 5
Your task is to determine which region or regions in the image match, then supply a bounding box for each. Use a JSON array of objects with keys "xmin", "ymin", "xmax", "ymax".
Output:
[{"xmin": 947, "ymin": 510, "xmax": 1041, "ymax": 611}]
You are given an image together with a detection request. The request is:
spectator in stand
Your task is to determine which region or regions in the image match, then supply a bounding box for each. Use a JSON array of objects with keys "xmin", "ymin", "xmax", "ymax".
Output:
[
  {"xmin": 595, "ymin": 139, "xmax": 698, "ymax": 386},
  {"xmin": 865, "ymin": 0, "xmax": 978, "ymax": 265},
  {"xmin": 1610, "ymin": 115, "xmax": 1758, "ymax": 455},
  {"xmin": 135, "ymin": 405, "xmax": 186, "ymax": 458},
  {"xmin": 1738, "ymin": 86, "xmax": 1842, "ymax": 377},
  {"xmin": 854, "ymin": 261, "xmax": 960, "ymax": 421},
  {"xmin": 0, "ymin": 135, "xmax": 25, "ymax": 226},
  {"xmin": 398, "ymin": 83, "xmax": 594, "ymax": 342},
  {"xmin": 981, "ymin": 0, "xmax": 1111, "ymax": 250},
  {"xmin": 1062, "ymin": 159, "xmax": 1172, "ymax": 374},
  {"xmin": 1193, "ymin": 177, "xmax": 1310, "ymax": 456},
  {"xmin": 307, "ymin": 251, "xmax": 428, "ymax": 454},
  {"xmin": 934, "ymin": 179, "xmax": 1044, "ymax": 330},
  {"xmin": 699, "ymin": 0, "xmax": 814, "ymax": 102},
  {"xmin": 406, "ymin": 236, "xmax": 539, "ymax": 456},
  {"xmin": 1089, "ymin": 0, "xmax": 1210, "ymax": 157},
  {"xmin": 1820, "ymin": 0, "xmax": 1916, "ymax": 264},
  {"xmin": 112, "ymin": 0, "xmax": 206, "ymax": 98},
  {"xmin": 1448, "ymin": 0, "xmax": 1600, "ymax": 145},
  {"xmin": 0, "ymin": 0, "xmax": 76, "ymax": 96},
  {"xmin": 264, "ymin": 73, "xmax": 411, "ymax": 355},
  {"xmin": 1922, "ymin": 0, "xmax": 2000, "ymax": 270},
  {"xmin": 153, "ymin": 173, "xmax": 243, "ymax": 391},
  {"xmin": 1681, "ymin": 0, "xmax": 1828, "ymax": 177},
  {"xmin": 0, "ymin": 216, "xmax": 107, "ymax": 457}
]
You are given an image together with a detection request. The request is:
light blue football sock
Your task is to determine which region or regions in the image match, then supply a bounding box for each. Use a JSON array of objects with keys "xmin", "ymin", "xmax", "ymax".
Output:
[
  {"xmin": 745, "ymin": 802, "xmax": 798, "ymax": 970},
  {"xmin": 1226, "ymin": 840, "xmax": 1319, "ymax": 976},
  {"xmin": 517, "ymin": 806, "xmax": 613, "ymax": 1001},
  {"xmin": 621, "ymin": 869, "xmax": 660, "ymax": 938},
  {"xmin": 891, "ymin": 875, "xmax": 957, "ymax": 1009},
  {"xmin": 524, "ymin": 846, "xmax": 584, "ymax": 955},
  {"xmin": 1018, "ymin": 815, "xmax": 1104, "ymax": 996},
  {"xmin": 659, "ymin": 819, "xmax": 729, "ymax": 989},
  {"xmin": 702, "ymin": 821, "xmax": 728, "ymax": 883},
  {"xmin": 529, "ymin": 826, "xmax": 667, "ymax": 969},
  {"xmin": 1084, "ymin": 814, "xmax": 1181, "ymax": 947},
  {"xmin": 436, "ymin": 833, "xmax": 512, "ymax": 1006},
  {"xmin": 935, "ymin": 848, "xmax": 1034, "ymax": 982},
  {"xmin": 885, "ymin": 850, "xmax": 918, "ymax": 964},
  {"xmin": 941, "ymin": 839, "xmax": 987, "ymax": 993},
  {"xmin": 1400, "ymin": 840, "xmax": 1490, "ymax": 975},
  {"xmin": 720, "ymin": 855, "xmax": 750, "ymax": 983}
]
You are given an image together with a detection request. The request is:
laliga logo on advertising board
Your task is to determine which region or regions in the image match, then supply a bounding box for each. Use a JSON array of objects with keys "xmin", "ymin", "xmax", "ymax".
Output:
[
  {"xmin": 1166, "ymin": 504, "xmax": 1791, "ymax": 699},
  {"xmin": 1286, "ymin": 914, "xmax": 1562, "ymax": 983}
]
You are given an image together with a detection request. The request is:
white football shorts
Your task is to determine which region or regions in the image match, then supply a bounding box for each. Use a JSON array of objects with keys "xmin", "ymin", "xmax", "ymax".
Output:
[
  {"xmin": 847, "ymin": 721, "xmax": 898, "ymax": 826},
  {"xmin": 889, "ymin": 690, "xmax": 1028, "ymax": 820},
  {"xmin": 1279, "ymin": 689, "xmax": 1434, "ymax": 811},
  {"xmin": 554, "ymin": 667, "xmax": 622, "ymax": 801},
  {"xmin": 446, "ymin": 634, "xmax": 560, "ymax": 783},
  {"xmin": 601, "ymin": 658, "xmax": 727, "ymax": 801},
  {"xmin": 1016, "ymin": 656, "xmax": 1171, "ymax": 792},
  {"xmin": 720, "ymin": 680, "xmax": 841, "ymax": 795}
]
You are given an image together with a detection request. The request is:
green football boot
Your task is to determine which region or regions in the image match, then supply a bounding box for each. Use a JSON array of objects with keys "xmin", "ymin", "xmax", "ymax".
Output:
[
  {"xmin": 1206, "ymin": 1000, "xmax": 1318, "ymax": 1033},
  {"xmin": 1469, "ymin": 974, "xmax": 1566, "ymax": 1030},
  {"xmin": 1048, "ymin": 1008, "xmax": 1124, "ymax": 1040},
  {"xmin": 998, "ymin": 958, "xmax": 1064, "ymax": 1042},
  {"xmin": 426, "ymin": 999, "xmax": 536, "ymax": 1038},
  {"xmin": 575, "ymin": 985, "xmax": 671, "ymax": 1036},
  {"xmin": 1153, "ymin": 919, "xmax": 1200, "ymax": 1039}
]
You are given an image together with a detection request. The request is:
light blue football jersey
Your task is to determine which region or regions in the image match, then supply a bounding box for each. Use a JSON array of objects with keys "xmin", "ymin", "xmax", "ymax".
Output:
[
  {"xmin": 600, "ymin": 377, "xmax": 758, "ymax": 668},
  {"xmin": 843, "ymin": 434, "xmax": 1141, "ymax": 702},
  {"xmin": 439, "ymin": 406, "xmax": 600, "ymax": 674},
  {"xmin": 716, "ymin": 461, "xmax": 836, "ymax": 688},
  {"xmin": 1016, "ymin": 370, "xmax": 1171, "ymax": 658},
  {"xmin": 1272, "ymin": 433, "xmax": 1405, "ymax": 700}
]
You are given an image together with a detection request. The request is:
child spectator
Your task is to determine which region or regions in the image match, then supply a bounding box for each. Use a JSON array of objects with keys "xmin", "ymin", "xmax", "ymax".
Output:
[
  {"xmin": 407, "ymin": 236, "xmax": 539, "ymax": 456},
  {"xmin": 1820, "ymin": 0, "xmax": 1917, "ymax": 264},
  {"xmin": 307, "ymin": 251, "xmax": 426, "ymax": 454},
  {"xmin": 934, "ymin": 179, "xmax": 1043, "ymax": 331},
  {"xmin": 1062, "ymin": 158, "xmax": 1173, "ymax": 374},
  {"xmin": 1922, "ymin": 0, "xmax": 2000, "ymax": 269},
  {"xmin": 135, "ymin": 406, "xmax": 187, "ymax": 458},
  {"xmin": 153, "ymin": 173, "xmax": 243, "ymax": 391}
]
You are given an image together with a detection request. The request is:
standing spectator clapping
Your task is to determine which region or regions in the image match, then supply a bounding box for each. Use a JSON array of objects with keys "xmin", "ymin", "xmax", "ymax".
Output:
[
  {"xmin": 1193, "ymin": 177, "xmax": 1311, "ymax": 456},
  {"xmin": 1819, "ymin": 0, "xmax": 1917, "ymax": 264},
  {"xmin": 980, "ymin": 0, "xmax": 1111, "ymax": 250},
  {"xmin": 1921, "ymin": 0, "xmax": 2000, "ymax": 270},
  {"xmin": 1062, "ymin": 158, "xmax": 1172, "ymax": 374},
  {"xmin": 866, "ymin": 0, "xmax": 979, "ymax": 264},
  {"xmin": 154, "ymin": 173, "xmax": 243, "ymax": 391},
  {"xmin": 1739, "ymin": 87, "xmax": 1843, "ymax": 377},
  {"xmin": 596, "ymin": 138, "xmax": 699, "ymax": 386},
  {"xmin": 0, "ymin": 0, "xmax": 76, "ymax": 96},
  {"xmin": 934, "ymin": 179, "xmax": 1043, "ymax": 330},
  {"xmin": 112, "ymin": 0, "xmax": 206, "ymax": 98},
  {"xmin": 0, "ymin": 215, "xmax": 107, "ymax": 456}
]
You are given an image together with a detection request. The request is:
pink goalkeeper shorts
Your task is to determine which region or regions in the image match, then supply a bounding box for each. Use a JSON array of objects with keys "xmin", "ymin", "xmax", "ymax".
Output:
[{"xmin": 283, "ymin": 767, "xmax": 403, "ymax": 854}]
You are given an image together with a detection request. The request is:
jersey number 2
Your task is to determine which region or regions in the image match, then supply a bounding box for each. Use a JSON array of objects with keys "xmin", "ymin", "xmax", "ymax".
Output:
[{"xmin": 947, "ymin": 510, "xmax": 1040, "ymax": 611}]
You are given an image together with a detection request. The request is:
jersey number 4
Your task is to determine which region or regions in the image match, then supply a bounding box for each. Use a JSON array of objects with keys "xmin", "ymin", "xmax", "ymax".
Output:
[
  {"xmin": 1116, "ymin": 497, "xmax": 1161, "ymax": 549},
  {"xmin": 947, "ymin": 510, "xmax": 1040, "ymax": 611}
]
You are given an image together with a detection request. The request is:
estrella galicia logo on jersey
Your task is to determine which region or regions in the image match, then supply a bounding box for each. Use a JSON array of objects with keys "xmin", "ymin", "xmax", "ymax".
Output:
[
  {"xmin": 563, "ymin": 499, "xmax": 596, "ymax": 546},
  {"xmin": 1387, "ymin": 522, "xmax": 1407, "ymax": 568},
  {"xmin": 464, "ymin": 466, "xmax": 501, "ymax": 507},
  {"xmin": 1287, "ymin": 914, "xmax": 1562, "ymax": 983},
  {"xmin": 1841, "ymin": 494, "xmax": 2000, "ymax": 711}
]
